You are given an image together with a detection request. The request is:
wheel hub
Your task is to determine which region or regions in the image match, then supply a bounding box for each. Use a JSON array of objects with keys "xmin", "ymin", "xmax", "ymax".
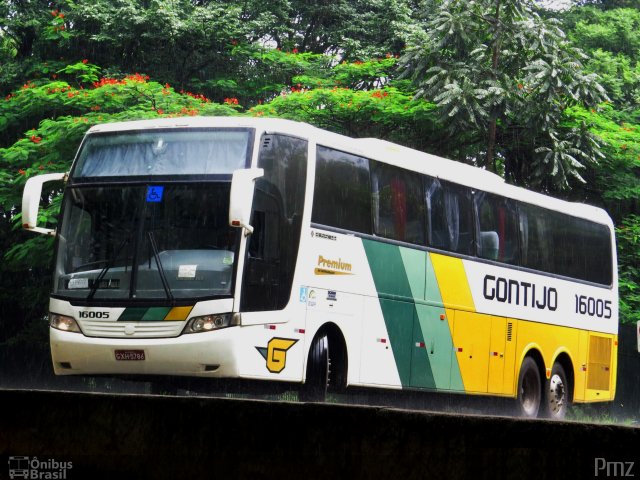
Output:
[{"xmin": 548, "ymin": 373, "xmax": 565, "ymax": 414}]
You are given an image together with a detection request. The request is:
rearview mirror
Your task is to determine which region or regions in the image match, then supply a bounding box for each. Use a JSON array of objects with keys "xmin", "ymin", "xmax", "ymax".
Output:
[
  {"xmin": 229, "ymin": 168, "xmax": 264, "ymax": 235},
  {"xmin": 22, "ymin": 172, "xmax": 67, "ymax": 236}
]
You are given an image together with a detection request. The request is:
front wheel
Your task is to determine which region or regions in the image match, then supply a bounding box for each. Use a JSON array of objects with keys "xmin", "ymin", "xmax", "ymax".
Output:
[
  {"xmin": 542, "ymin": 363, "xmax": 570, "ymax": 420},
  {"xmin": 299, "ymin": 334, "xmax": 330, "ymax": 402},
  {"xmin": 516, "ymin": 357, "xmax": 542, "ymax": 418}
]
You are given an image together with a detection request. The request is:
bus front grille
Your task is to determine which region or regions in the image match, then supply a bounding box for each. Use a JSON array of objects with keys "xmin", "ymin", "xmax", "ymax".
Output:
[{"xmin": 79, "ymin": 320, "xmax": 184, "ymax": 338}]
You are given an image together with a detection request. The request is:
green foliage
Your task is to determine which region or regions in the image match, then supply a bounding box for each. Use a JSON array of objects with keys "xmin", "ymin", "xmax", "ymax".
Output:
[
  {"xmin": 616, "ymin": 215, "xmax": 640, "ymax": 325},
  {"xmin": 565, "ymin": 7, "xmax": 640, "ymax": 58},
  {"xmin": 565, "ymin": 105, "xmax": 640, "ymax": 205},
  {"xmin": 248, "ymin": 85, "xmax": 440, "ymax": 151},
  {"xmin": 562, "ymin": 7, "xmax": 640, "ymax": 108},
  {"xmin": 401, "ymin": 0, "xmax": 608, "ymax": 191}
]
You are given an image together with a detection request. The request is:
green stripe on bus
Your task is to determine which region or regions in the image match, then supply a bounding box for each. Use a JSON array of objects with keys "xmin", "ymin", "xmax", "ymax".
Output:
[
  {"xmin": 363, "ymin": 239, "xmax": 435, "ymax": 389},
  {"xmin": 142, "ymin": 307, "xmax": 172, "ymax": 321},
  {"xmin": 118, "ymin": 306, "xmax": 172, "ymax": 321},
  {"xmin": 118, "ymin": 307, "xmax": 149, "ymax": 322}
]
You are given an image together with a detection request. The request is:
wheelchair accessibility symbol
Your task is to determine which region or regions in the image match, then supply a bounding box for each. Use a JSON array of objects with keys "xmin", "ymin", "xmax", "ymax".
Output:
[{"xmin": 146, "ymin": 186, "xmax": 164, "ymax": 203}]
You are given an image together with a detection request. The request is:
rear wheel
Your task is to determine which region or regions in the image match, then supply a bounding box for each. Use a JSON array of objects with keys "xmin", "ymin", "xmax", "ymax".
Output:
[
  {"xmin": 542, "ymin": 363, "xmax": 570, "ymax": 420},
  {"xmin": 516, "ymin": 357, "xmax": 542, "ymax": 418},
  {"xmin": 299, "ymin": 334, "xmax": 330, "ymax": 402}
]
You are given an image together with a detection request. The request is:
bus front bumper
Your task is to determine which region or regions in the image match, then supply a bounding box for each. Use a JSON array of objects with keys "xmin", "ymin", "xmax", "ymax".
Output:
[{"xmin": 50, "ymin": 327, "xmax": 240, "ymax": 377}]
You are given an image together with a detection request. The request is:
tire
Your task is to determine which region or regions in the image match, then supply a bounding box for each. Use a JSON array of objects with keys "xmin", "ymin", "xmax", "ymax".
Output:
[
  {"xmin": 542, "ymin": 363, "xmax": 570, "ymax": 420},
  {"xmin": 516, "ymin": 356, "xmax": 542, "ymax": 418},
  {"xmin": 299, "ymin": 334, "xmax": 330, "ymax": 402}
]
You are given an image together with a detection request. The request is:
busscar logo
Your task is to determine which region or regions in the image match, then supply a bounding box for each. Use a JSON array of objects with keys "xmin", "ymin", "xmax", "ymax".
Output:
[{"xmin": 256, "ymin": 337, "xmax": 298, "ymax": 373}]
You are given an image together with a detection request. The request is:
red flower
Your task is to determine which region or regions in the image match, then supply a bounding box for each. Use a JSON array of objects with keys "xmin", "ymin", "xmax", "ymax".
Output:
[
  {"xmin": 292, "ymin": 48, "xmax": 298, "ymax": 54},
  {"xmin": 82, "ymin": 59, "xmax": 89, "ymax": 64},
  {"xmin": 30, "ymin": 135, "xmax": 42, "ymax": 144},
  {"xmin": 58, "ymin": 13, "xmax": 65, "ymax": 18},
  {"xmin": 51, "ymin": 10, "xmax": 59, "ymax": 16},
  {"xmin": 18, "ymin": 169, "xmax": 26, "ymax": 176}
]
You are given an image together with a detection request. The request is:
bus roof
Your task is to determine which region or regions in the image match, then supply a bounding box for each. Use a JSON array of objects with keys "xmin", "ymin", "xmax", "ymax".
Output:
[{"xmin": 85, "ymin": 116, "xmax": 613, "ymax": 228}]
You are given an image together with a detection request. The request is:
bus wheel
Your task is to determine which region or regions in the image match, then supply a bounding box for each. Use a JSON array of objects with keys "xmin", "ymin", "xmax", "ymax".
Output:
[
  {"xmin": 299, "ymin": 333, "xmax": 330, "ymax": 402},
  {"xmin": 543, "ymin": 363, "xmax": 569, "ymax": 420},
  {"xmin": 516, "ymin": 357, "xmax": 542, "ymax": 418}
]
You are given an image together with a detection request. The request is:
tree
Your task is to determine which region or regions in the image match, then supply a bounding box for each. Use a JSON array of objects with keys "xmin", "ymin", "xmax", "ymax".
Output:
[
  {"xmin": 561, "ymin": 7, "xmax": 640, "ymax": 109},
  {"xmin": 400, "ymin": 0, "xmax": 608, "ymax": 191}
]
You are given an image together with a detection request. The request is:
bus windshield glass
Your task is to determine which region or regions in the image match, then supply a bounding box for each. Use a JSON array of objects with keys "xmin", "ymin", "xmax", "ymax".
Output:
[
  {"xmin": 72, "ymin": 129, "xmax": 251, "ymax": 178},
  {"xmin": 53, "ymin": 182, "xmax": 239, "ymax": 301}
]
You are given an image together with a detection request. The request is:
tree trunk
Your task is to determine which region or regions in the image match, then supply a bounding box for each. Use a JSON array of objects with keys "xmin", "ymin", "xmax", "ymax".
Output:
[{"xmin": 486, "ymin": 0, "xmax": 502, "ymax": 174}]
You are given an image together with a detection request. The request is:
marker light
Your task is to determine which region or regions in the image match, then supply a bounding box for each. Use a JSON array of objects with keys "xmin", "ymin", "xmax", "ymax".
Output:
[
  {"xmin": 183, "ymin": 314, "xmax": 239, "ymax": 334},
  {"xmin": 49, "ymin": 313, "xmax": 82, "ymax": 333}
]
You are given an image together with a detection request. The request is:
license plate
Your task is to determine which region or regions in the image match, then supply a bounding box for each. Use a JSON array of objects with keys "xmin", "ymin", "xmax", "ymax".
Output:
[{"xmin": 114, "ymin": 350, "xmax": 145, "ymax": 361}]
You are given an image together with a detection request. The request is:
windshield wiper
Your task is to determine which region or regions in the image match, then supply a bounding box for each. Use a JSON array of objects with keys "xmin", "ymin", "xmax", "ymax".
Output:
[
  {"xmin": 148, "ymin": 231, "xmax": 174, "ymax": 302},
  {"xmin": 87, "ymin": 236, "xmax": 130, "ymax": 300}
]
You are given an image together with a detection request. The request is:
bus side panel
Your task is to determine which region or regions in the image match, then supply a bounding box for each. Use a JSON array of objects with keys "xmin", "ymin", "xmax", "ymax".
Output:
[
  {"xmin": 360, "ymin": 243, "xmax": 469, "ymax": 392},
  {"xmin": 302, "ymin": 230, "xmax": 403, "ymax": 388}
]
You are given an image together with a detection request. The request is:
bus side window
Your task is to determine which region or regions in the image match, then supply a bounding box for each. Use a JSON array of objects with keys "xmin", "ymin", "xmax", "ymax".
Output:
[
  {"xmin": 426, "ymin": 178, "xmax": 474, "ymax": 255},
  {"xmin": 371, "ymin": 161, "xmax": 425, "ymax": 244},
  {"xmin": 475, "ymin": 192, "xmax": 519, "ymax": 265},
  {"xmin": 312, "ymin": 146, "xmax": 372, "ymax": 234}
]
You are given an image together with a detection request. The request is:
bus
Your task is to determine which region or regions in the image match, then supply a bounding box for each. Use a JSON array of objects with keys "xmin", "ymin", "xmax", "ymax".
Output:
[{"xmin": 22, "ymin": 116, "xmax": 618, "ymax": 418}]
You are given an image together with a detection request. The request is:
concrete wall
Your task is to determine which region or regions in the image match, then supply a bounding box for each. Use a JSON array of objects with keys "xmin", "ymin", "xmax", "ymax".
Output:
[{"xmin": 1, "ymin": 389, "xmax": 638, "ymax": 479}]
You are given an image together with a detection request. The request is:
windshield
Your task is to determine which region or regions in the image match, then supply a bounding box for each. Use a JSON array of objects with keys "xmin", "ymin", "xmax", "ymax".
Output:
[
  {"xmin": 53, "ymin": 183, "xmax": 239, "ymax": 301},
  {"xmin": 72, "ymin": 129, "xmax": 251, "ymax": 178}
]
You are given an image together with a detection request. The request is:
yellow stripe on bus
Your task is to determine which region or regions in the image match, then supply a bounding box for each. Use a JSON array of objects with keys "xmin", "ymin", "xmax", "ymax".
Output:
[
  {"xmin": 429, "ymin": 253, "xmax": 475, "ymax": 311},
  {"xmin": 164, "ymin": 306, "xmax": 193, "ymax": 321}
]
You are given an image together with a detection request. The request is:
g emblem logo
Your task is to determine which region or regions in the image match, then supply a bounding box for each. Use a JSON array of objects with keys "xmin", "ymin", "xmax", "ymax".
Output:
[{"xmin": 256, "ymin": 338, "xmax": 298, "ymax": 373}]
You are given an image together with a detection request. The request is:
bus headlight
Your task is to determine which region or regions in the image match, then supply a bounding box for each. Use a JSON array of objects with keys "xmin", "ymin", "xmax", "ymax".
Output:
[
  {"xmin": 183, "ymin": 314, "xmax": 239, "ymax": 334},
  {"xmin": 50, "ymin": 313, "xmax": 82, "ymax": 333}
]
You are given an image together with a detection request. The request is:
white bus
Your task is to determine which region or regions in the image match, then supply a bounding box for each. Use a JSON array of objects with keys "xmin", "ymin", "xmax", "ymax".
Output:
[{"xmin": 23, "ymin": 117, "xmax": 618, "ymax": 418}]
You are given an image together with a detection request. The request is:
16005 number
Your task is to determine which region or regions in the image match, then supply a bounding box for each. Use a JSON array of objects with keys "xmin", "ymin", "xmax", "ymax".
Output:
[
  {"xmin": 78, "ymin": 311, "xmax": 110, "ymax": 319},
  {"xmin": 575, "ymin": 295, "xmax": 612, "ymax": 319}
]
